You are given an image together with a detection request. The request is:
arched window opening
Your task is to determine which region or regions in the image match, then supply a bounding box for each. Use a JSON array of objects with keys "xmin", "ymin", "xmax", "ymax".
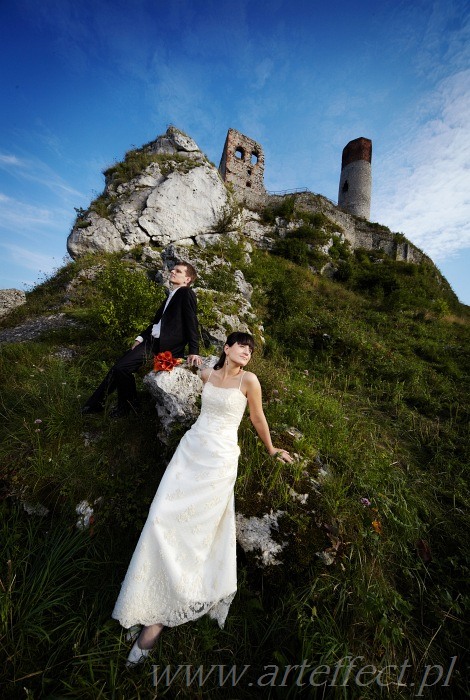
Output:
[
  {"xmin": 342, "ymin": 180, "xmax": 349, "ymax": 193},
  {"xmin": 251, "ymin": 152, "xmax": 259, "ymax": 165},
  {"xmin": 235, "ymin": 147, "xmax": 244, "ymax": 160}
]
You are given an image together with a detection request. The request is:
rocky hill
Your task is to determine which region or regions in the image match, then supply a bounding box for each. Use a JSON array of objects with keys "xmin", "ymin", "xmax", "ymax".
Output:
[
  {"xmin": 67, "ymin": 125, "xmax": 427, "ymax": 268},
  {"xmin": 0, "ymin": 127, "xmax": 468, "ymax": 698}
]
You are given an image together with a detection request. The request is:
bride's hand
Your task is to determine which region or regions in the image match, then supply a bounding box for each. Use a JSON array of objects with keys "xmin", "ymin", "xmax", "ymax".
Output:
[{"xmin": 271, "ymin": 447, "xmax": 293, "ymax": 463}]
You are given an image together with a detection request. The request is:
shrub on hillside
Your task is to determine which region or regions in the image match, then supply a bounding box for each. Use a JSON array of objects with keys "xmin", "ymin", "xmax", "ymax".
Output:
[
  {"xmin": 90, "ymin": 258, "xmax": 165, "ymax": 343},
  {"xmin": 334, "ymin": 251, "xmax": 460, "ymax": 313},
  {"xmin": 260, "ymin": 195, "xmax": 296, "ymax": 224}
]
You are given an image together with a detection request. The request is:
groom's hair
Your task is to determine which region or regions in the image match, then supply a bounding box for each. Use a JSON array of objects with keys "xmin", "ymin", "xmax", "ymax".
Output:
[{"xmin": 177, "ymin": 260, "xmax": 197, "ymax": 284}]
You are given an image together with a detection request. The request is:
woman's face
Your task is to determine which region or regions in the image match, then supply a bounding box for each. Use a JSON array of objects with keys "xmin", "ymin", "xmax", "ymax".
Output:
[{"xmin": 225, "ymin": 341, "xmax": 252, "ymax": 366}]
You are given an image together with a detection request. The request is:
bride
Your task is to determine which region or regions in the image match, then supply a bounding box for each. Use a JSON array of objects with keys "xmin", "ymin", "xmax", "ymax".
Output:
[{"xmin": 112, "ymin": 331, "xmax": 293, "ymax": 666}]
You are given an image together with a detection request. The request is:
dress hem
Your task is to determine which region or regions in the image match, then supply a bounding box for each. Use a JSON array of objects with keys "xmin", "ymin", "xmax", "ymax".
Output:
[{"xmin": 112, "ymin": 590, "xmax": 237, "ymax": 631}]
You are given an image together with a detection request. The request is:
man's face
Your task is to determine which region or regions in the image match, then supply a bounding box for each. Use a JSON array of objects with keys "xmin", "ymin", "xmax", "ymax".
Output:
[{"xmin": 169, "ymin": 265, "xmax": 191, "ymax": 287}]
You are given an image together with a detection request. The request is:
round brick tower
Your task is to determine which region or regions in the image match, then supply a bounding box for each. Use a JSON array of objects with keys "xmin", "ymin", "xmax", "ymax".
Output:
[{"xmin": 338, "ymin": 137, "xmax": 372, "ymax": 219}]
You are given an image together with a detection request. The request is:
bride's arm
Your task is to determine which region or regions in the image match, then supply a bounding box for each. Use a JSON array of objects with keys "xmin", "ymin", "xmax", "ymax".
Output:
[
  {"xmin": 245, "ymin": 374, "xmax": 292, "ymax": 463},
  {"xmin": 198, "ymin": 367, "xmax": 211, "ymax": 384}
]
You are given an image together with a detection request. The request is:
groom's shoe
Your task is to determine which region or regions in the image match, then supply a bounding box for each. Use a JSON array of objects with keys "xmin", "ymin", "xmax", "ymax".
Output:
[
  {"xmin": 81, "ymin": 403, "xmax": 104, "ymax": 415},
  {"xmin": 126, "ymin": 640, "xmax": 150, "ymax": 668},
  {"xmin": 109, "ymin": 405, "xmax": 130, "ymax": 419},
  {"xmin": 109, "ymin": 399, "xmax": 140, "ymax": 419}
]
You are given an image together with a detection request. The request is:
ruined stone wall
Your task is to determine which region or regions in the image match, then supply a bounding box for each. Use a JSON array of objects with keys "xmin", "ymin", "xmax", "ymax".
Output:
[
  {"xmin": 219, "ymin": 129, "xmax": 267, "ymax": 208},
  {"xmin": 291, "ymin": 192, "xmax": 424, "ymax": 263}
]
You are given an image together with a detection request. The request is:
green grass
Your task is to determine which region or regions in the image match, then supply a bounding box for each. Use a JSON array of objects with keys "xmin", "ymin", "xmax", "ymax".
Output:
[{"xmin": 1, "ymin": 242, "xmax": 469, "ymax": 698}]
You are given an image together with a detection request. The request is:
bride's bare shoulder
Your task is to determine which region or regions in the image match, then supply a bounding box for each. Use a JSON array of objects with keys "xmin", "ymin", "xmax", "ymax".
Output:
[
  {"xmin": 243, "ymin": 371, "xmax": 260, "ymax": 386},
  {"xmin": 199, "ymin": 367, "xmax": 213, "ymax": 382}
]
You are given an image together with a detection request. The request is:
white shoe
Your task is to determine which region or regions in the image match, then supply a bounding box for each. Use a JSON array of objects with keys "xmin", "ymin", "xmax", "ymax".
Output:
[
  {"xmin": 125, "ymin": 625, "xmax": 141, "ymax": 643},
  {"xmin": 126, "ymin": 640, "xmax": 150, "ymax": 668}
]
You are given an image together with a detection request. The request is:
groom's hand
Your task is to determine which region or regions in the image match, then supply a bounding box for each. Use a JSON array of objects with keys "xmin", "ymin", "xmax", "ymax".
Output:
[{"xmin": 187, "ymin": 354, "xmax": 202, "ymax": 367}]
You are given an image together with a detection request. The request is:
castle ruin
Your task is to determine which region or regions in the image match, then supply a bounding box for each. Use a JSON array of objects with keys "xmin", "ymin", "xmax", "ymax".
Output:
[
  {"xmin": 219, "ymin": 129, "xmax": 372, "ymax": 221},
  {"xmin": 218, "ymin": 129, "xmax": 266, "ymax": 207},
  {"xmin": 337, "ymin": 137, "xmax": 372, "ymax": 219}
]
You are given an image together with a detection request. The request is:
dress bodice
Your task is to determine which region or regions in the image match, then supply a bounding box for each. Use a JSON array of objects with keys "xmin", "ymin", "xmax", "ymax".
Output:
[{"xmin": 194, "ymin": 381, "xmax": 247, "ymax": 436}]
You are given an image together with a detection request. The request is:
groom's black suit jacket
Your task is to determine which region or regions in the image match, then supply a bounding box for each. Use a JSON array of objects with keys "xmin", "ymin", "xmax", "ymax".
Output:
[{"xmin": 139, "ymin": 286, "xmax": 199, "ymax": 358}]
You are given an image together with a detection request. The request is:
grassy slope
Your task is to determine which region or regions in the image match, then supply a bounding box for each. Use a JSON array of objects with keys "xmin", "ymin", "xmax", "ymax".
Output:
[{"xmin": 0, "ymin": 244, "xmax": 469, "ymax": 699}]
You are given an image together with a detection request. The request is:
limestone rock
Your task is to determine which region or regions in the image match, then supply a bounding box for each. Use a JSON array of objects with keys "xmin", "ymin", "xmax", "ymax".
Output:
[
  {"xmin": 145, "ymin": 126, "xmax": 201, "ymax": 155},
  {"xmin": 115, "ymin": 162, "xmax": 164, "ymax": 195},
  {"xmin": 22, "ymin": 501, "xmax": 49, "ymax": 517},
  {"xmin": 242, "ymin": 210, "xmax": 268, "ymax": 243},
  {"xmin": 194, "ymin": 233, "xmax": 225, "ymax": 248},
  {"xmin": 75, "ymin": 500, "xmax": 95, "ymax": 530},
  {"xmin": 113, "ymin": 188, "xmax": 155, "ymax": 247},
  {"xmin": 138, "ymin": 164, "xmax": 229, "ymax": 246},
  {"xmin": 67, "ymin": 139, "xmax": 230, "ymax": 257},
  {"xmin": 243, "ymin": 218, "xmax": 275, "ymax": 250},
  {"xmin": 52, "ymin": 347, "xmax": 78, "ymax": 361},
  {"xmin": 235, "ymin": 511, "xmax": 287, "ymax": 566},
  {"xmin": 140, "ymin": 246, "xmax": 162, "ymax": 264},
  {"xmin": 0, "ymin": 288, "xmax": 26, "ymax": 318},
  {"xmin": 195, "ymin": 288, "xmax": 254, "ymax": 348},
  {"xmin": 0, "ymin": 313, "xmax": 78, "ymax": 344},
  {"xmin": 143, "ymin": 357, "xmax": 217, "ymax": 443},
  {"xmin": 234, "ymin": 269, "xmax": 253, "ymax": 300},
  {"xmin": 67, "ymin": 212, "xmax": 123, "ymax": 258},
  {"xmin": 320, "ymin": 262, "xmax": 337, "ymax": 279},
  {"xmin": 164, "ymin": 128, "xmax": 200, "ymax": 153},
  {"xmin": 143, "ymin": 366, "xmax": 200, "ymax": 442}
]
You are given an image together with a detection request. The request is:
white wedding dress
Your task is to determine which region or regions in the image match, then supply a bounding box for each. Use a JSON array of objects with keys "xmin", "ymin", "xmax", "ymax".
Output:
[{"xmin": 112, "ymin": 372, "xmax": 247, "ymax": 630}]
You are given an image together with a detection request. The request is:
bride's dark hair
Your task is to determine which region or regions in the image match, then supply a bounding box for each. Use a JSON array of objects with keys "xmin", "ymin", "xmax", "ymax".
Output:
[{"xmin": 214, "ymin": 331, "xmax": 255, "ymax": 370}]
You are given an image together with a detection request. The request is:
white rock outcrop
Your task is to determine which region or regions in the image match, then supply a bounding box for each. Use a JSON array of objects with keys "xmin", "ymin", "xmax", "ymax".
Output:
[
  {"xmin": 67, "ymin": 213, "xmax": 123, "ymax": 258},
  {"xmin": 143, "ymin": 356, "xmax": 218, "ymax": 443},
  {"xmin": 0, "ymin": 288, "xmax": 26, "ymax": 318},
  {"xmin": 67, "ymin": 128, "xmax": 231, "ymax": 259},
  {"xmin": 235, "ymin": 511, "xmax": 287, "ymax": 566},
  {"xmin": 138, "ymin": 164, "xmax": 228, "ymax": 246},
  {"xmin": 146, "ymin": 127, "xmax": 201, "ymax": 154}
]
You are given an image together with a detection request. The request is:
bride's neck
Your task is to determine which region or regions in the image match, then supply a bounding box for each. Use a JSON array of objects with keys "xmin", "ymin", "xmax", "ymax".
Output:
[{"xmin": 219, "ymin": 363, "xmax": 242, "ymax": 380}]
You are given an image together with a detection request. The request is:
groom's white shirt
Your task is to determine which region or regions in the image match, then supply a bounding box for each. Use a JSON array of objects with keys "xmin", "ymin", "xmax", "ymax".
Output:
[{"xmin": 134, "ymin": 287, "xmax": 181, "ymax": 344}]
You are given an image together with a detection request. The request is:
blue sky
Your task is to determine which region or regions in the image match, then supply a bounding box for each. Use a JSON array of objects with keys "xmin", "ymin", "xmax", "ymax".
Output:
[{"xmin": 1, "ymin": 0, "xmax": 469, "ymax": 304}]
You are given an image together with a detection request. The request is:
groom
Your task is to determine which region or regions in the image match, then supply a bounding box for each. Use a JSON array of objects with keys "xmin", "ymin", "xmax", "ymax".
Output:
[{"xmin": 81, "ymin": 261, "xmax": 202, "ymax": 418}]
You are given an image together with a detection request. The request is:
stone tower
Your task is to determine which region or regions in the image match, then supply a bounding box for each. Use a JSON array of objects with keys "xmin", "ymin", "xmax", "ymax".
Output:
[
  {"xmin": 338, "ymin": 137, "xmax": 372, "ymax": 219},
  {"xmin": 219, "ymin": 128, "xmax": 266, "ymax": 207}
]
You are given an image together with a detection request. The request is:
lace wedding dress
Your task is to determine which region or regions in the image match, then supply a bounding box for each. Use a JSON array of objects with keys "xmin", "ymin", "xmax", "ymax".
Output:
[{"xmin": 112, "ymin": 373, "xmax": 247, "ymax": 630}]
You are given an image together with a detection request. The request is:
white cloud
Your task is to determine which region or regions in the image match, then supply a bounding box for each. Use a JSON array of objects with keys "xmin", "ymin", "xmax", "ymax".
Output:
[
  {"xmin": 0, "ymin": 192, "xmax": 68, "ymax": 235},
  {"xmin": 0, "ymin": 151, "xmax": 83, "ymax": 199},
  {"xmin": 374, "ymin": 68, "xmax": 470, "ymax": 261},
  {"xmin": 251, "ymin": 58, "xmax": 275, "ymax": 90},
  {"xmin": 0, "ymin": 154, "xmax": 23, "ymax": 166},
  {"xmin": 0, "ymin": 242, "xmax": 58, "ymax": 274}
]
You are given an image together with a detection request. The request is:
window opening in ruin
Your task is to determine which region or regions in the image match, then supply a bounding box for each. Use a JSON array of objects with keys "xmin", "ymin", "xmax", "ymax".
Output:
[
  {"xmin": 246, "ymin": 181, "xmax": 252, "ymax": 188},
  {"xmin": 247, "ymin": 168, "xmax": 252, "ymax": 176},
  {"xmin": 342, "ymin": 180, "xmax": 349, "ymax": 193},
  {"xmin": 251, "ymin": 152, "xmax": 258, "ymax": 165},
  {"xmin": 235, "ymin": 148, "xmax": 244, "ymax": 159}
]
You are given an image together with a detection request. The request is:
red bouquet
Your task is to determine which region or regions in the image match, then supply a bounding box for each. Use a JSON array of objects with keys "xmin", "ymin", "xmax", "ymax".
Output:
[{"xmin": 153, "ymin": 351, "xmax": 183, "ymax": 372}]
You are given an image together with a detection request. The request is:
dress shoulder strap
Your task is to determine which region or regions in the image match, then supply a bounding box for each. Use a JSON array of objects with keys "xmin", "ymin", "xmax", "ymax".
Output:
[
  {"xmin": 207, "ymin": 368, "xmax": 214, "ymax": 381},
  {"xmin": 238, "ymin": 370, "xmax": 245, "ymax": 390}
]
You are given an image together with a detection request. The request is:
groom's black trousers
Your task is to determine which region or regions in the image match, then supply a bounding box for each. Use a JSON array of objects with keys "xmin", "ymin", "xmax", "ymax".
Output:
[{"xmin": 84, "ymin": 339, "xmax": 159, "ymax": 411}]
